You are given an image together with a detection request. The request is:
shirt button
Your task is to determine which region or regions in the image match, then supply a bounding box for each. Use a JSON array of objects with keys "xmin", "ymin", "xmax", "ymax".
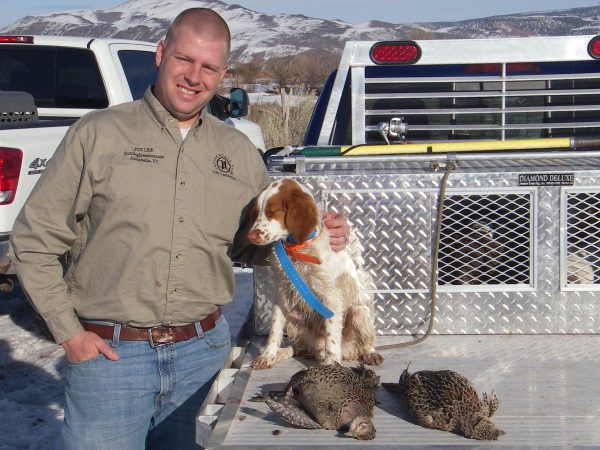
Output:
[
  {"xmin": 180, "ymin": 181, "xmax": 186, "ymax": 187},
  {"xmin": 179, "ymin": 217, "xmax": 184, "ymax": 223},
  {"xmin": 175, "ymin": 253, "xmax": 182, "ymax": 260}
]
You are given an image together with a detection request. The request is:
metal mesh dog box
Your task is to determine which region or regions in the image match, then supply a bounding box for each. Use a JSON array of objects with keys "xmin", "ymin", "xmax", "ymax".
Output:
[{"xmin": 253, "ymin": 150, "xmax": 600, "ymax": 336}]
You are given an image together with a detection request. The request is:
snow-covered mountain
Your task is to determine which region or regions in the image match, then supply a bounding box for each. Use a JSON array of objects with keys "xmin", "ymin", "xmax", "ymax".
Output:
[{"xmin": 2, "ymin": 0, "xmax": 600, "ymax": 62}]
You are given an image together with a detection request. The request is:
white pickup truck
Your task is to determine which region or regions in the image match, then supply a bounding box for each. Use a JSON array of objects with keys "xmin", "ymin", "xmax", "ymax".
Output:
[
  {"xmin": 200, "ymin": 35, "xmax": 600, "ymax": 448},
  {"xmin": 0, "ymin": 35, "xmax": 265, "ymax": 289}
]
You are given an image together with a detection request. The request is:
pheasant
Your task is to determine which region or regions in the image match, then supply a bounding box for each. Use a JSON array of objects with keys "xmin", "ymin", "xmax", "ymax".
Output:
[
  {"xmin": 261, "ymin": 363, "xmax": 379, "ymax": 440},
  {"xmin": 382, "ymin": 365, "xmax": 505, "ymax": 440}
]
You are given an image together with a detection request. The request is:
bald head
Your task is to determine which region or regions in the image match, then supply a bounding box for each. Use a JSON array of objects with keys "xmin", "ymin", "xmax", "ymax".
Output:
[{"xmin": 165, "ymin": 8, "xmax": 231, "ymax": 57}]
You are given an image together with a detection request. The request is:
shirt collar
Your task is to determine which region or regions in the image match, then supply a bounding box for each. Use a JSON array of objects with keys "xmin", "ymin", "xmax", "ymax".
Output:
[{"xmin": 142, "ymin": 86, "xmax": 204, "ymax": 131}]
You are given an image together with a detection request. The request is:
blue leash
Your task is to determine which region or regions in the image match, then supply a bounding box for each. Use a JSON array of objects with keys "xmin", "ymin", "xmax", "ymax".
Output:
[{"xmin": 273, "ymin": 239, "xmax": 334, "ymax": 319}]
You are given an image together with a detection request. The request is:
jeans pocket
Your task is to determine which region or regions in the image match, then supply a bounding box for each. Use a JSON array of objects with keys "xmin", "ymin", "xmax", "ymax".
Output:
[
  {"xmin": 203, "ymin": 316, "xmax": 231, "ymax": 349},
  {"xmin": 68, "ymin": 353, "xmax": 105, "ymax": 367}
]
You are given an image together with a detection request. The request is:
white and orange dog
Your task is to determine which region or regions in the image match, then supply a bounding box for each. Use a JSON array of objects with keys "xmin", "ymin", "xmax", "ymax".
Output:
[{"xmin": 247, "ymin": 178, "xmax": 383, "ymax": 369}]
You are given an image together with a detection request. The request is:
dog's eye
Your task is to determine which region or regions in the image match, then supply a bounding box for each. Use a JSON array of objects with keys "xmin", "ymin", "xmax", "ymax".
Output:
[{"xmin": 266, "ymin": 207, "xmax": 283, "ymax": 217}]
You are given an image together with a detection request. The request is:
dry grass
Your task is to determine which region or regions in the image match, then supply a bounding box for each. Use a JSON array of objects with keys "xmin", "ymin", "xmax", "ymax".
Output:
[{"xmin": 249, "ymin": 90, "xmax": 316, "ymax": 150}]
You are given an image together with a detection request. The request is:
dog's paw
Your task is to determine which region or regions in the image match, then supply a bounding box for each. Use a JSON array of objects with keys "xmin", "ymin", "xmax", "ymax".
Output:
[
  {"xmin": 359, "ymin": 351, "xmax": 384, "ymax": 366},
  {"xmin": 322, "ymin": 356, "xmax": 338, "ymax": 365},
  {"xmin": 277, "ymin": 347, "xmax": 294, "ymax": 361},
  {"xmin": 251, "ymin": 355, "xmax": 275, "ymax": 370},
  {"xmin": 321, "ymin": 351, "xmax": 342, "ymax": 366}
]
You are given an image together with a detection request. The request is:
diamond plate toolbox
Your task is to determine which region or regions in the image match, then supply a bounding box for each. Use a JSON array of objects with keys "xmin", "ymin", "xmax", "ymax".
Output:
[{"xmin": 253, "ymin": 154, "xmax": 600, "ymax": 335}]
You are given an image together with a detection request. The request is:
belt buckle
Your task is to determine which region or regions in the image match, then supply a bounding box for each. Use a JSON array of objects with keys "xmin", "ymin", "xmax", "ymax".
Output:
[{"xmin": 148, "ymin": 326, "xmax": 174, "ymax": 346}]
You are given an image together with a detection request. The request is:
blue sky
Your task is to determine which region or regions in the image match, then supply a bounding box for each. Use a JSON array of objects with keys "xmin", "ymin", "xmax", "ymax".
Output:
[{"xmin": 1, "ymin": 0, "xmax": 597, "ymax": 27}]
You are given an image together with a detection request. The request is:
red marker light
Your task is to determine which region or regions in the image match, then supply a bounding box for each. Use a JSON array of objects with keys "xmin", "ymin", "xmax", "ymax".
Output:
[
  {"xmin": 0, "ymin": 36, "xmax": 34, "ymax": 44},
  {"xmin": 370, "ymin": 41, "xmax": 421, "ymax": 65},
  {"xmin": 588, "ymin": 36, "xmax": 600, "ymax": 59},
  {"xmin": 464, "ymin": 63, "xmax": 540, "ymax": 74}
]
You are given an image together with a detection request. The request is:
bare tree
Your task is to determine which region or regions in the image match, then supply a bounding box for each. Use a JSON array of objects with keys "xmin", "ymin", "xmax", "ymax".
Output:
[
  {"xmin": 265, "ymin": 55, "xmax": 296, "ymax": 92},
  {"xmin": 289, "ymin": 51, "xmax": 338, "ymax": 90},
  {"xmin": 264, "ymin": 52, "xmax": 339, "ymax": 92},
  {"xmin": 235, "ymin": 57, "xmax": 264, "ymax": 85}
]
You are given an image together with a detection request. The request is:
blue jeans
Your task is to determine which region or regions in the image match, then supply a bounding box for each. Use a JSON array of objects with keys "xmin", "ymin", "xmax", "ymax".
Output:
[{"xmin": 61, "ymin": 316, "xmax": 231, "ymax": 450}]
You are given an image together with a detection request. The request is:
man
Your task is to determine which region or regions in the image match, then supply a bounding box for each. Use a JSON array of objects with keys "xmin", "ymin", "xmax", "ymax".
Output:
[{"xmin": 9, "ymin": 8, "xmax": 349, "ymax": 450}]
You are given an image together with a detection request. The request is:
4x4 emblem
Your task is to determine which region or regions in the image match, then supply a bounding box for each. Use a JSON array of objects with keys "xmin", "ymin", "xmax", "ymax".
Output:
[
  {"xmin": 28, "ymin": 157, "xmax": 47, "ymax": 175},
  {"xmin": 29, "ymin": 158, "xmax": 47, "ymax": 170}
]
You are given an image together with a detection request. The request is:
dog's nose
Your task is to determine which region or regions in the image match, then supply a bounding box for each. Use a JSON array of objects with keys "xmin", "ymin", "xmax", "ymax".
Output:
[{"xmin": 247, "ymin": 228, "xmax": 262, "ymax": 244}]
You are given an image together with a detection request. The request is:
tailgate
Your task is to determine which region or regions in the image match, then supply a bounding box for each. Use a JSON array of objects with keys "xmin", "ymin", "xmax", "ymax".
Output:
[{"xmin": 203, "ymin": 335, "xmax": 600, "ymax": 448}]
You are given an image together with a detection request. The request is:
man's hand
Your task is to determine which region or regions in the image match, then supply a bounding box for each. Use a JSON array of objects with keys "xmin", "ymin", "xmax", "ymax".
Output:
[
  {"xmin": 62, "ymin": 331, "xmax": 120, "ymax": 364},
  {"xmin": 321, "ymin": 211, "xmax": 350, "ymax": 252}
]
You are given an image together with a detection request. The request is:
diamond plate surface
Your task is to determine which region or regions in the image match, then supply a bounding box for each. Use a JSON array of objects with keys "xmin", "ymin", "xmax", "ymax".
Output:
[{"xmin": 254, "ymin": 168, "xmax": 600, "ymax": 335}]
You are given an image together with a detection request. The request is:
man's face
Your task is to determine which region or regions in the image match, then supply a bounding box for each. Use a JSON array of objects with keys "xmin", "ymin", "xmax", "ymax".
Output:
[{"xmin": 154, "ymin": 24, "xmax": 229, "ymax": 128}]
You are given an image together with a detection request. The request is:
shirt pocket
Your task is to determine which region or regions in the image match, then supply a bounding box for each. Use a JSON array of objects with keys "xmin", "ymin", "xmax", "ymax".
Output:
[{"xmin": 205, "ymin": 176, "xmax": 245, "ymax": 244}]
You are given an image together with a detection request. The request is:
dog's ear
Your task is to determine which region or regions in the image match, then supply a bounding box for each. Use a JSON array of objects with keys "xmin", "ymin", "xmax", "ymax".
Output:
[
  {"xmin": 283, "ymin": 188, "xmax": 319, "ymax": 243},
  {"xmin": 230, "ymin": 195, "xmax": 264, "ymax": 263},
  {"xmin": 247, "ymin": 196, "xmax": 259, "ymax": 226}
]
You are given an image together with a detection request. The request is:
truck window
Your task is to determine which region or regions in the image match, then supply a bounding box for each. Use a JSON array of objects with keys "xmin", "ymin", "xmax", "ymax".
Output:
[
  {"xmin": 0, "ymin": 46, "xmax": 108, "ymax": 109},
  {"xmin": 117, "ymin": 50, "xmax": 157, "ymax": 100}
]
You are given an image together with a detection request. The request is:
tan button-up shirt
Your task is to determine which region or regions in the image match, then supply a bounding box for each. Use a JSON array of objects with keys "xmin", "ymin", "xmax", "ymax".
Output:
[{"xmin": 10, "ymin": 88, "xmax": 270, "ymax": 343}]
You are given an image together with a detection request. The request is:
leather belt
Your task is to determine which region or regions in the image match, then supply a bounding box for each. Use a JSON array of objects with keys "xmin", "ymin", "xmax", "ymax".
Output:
[{"xmin": 80, "ymin": 309, "xmax": 221, "ymax": 345}]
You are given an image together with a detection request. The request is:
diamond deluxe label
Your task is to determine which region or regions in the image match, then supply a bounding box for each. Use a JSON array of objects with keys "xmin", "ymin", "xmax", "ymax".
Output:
[{"xmin": 518, "ymin": 173, "xmax": 574, "ymax": 186}]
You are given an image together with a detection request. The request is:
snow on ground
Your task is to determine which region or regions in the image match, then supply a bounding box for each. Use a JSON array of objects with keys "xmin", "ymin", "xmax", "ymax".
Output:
[
  {"xmin": 0, "ymin": 268, "xmax": 254, "ymax": 450},
  {"xmin": 248, "ymin": 92, "xmax": 314, "ymax": 107},
  {"xmin": 0, "ymin": 285, "xmax": 64, "ymax": 450}
]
